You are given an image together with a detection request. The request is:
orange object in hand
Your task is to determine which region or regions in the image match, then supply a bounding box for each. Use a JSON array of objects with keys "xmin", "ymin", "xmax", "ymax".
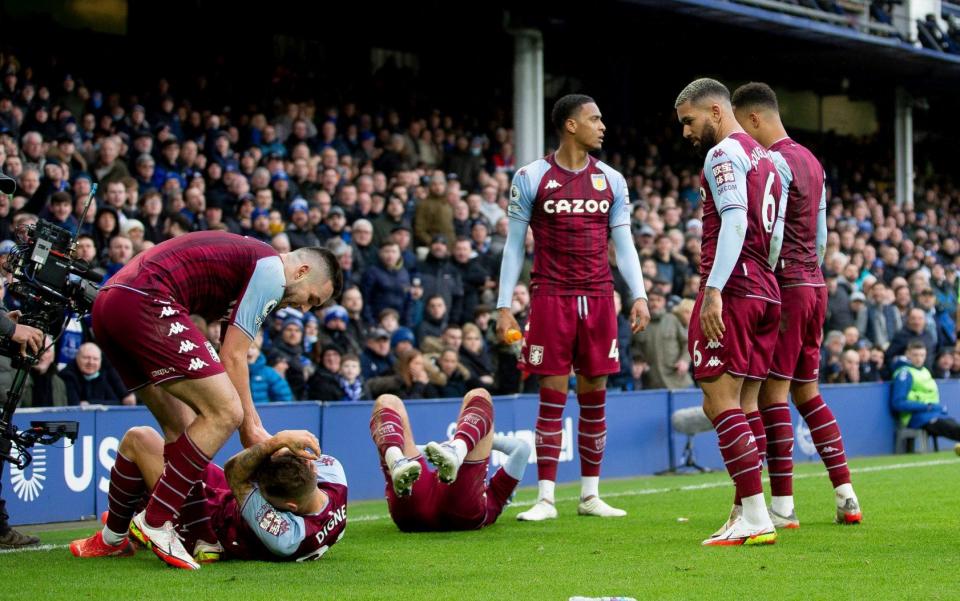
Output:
[{"xmin": 505, "ymin": 328, "xmax": 522, "ymax": 344}]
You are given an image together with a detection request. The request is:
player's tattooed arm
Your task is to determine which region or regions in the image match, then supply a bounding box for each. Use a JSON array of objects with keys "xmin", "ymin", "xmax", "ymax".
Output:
[{"xmin": 225, "ymin": 430, "xmax": 321, "ymax": 504}]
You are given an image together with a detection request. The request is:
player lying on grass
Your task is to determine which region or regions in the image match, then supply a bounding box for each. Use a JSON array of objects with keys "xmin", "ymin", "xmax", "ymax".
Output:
[
  {"xmin": 70, "ymin": 427, "xmax": 347, "ymax": 567},
  {"xmin": 370, "ymin": 388, "xmax": 531, "ymax": 531}
]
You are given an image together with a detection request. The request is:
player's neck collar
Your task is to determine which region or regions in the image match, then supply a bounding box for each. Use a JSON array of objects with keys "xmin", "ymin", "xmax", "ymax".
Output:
[
  {"xmin": 551, "ymin": 151, "xmax": 590, "ymax": 174},
  {"xmin": 770, "ymin": 136, "xmax": 791, "ymax": 147}
]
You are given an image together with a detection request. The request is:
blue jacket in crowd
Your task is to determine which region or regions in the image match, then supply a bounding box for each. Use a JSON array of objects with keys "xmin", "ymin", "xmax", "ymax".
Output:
[
  {"xmin": 249, "ymin": 353, "xmax": 294, "ymax": 404},
  {"xmin": 889, "ymin": 357, "xmax": 947, "ymax": 429}
]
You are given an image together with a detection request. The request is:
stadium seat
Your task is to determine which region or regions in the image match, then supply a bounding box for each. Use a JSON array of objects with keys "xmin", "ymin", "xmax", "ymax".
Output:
[{"xmin": 894, "ymin": 427, "xmax": 939, "ymax": 454}]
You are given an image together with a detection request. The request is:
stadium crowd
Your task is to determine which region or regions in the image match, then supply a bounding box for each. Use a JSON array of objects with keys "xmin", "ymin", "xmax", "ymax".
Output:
[{"xmin": 0, "ymin": 52, "xmax": 958, "ymax": 406}]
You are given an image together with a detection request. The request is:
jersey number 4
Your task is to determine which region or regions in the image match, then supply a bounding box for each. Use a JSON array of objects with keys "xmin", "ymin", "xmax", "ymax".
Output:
[{"xmin": 762, "ymin": 172, "xmax": 777, "ymax": 233}]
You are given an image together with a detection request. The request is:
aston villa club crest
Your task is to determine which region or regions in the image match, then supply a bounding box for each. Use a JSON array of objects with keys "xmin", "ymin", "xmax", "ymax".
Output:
[
  {"xmin": 529, "ymin": 344, "xmax": 544, "ymax": 366},
  {"xmin": 591, "ymin": 174, "xmax": 607, "ymax": 191}
]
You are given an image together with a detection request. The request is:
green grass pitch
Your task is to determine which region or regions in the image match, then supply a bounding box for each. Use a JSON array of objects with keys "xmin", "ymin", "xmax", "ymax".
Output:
[{"xmin": 1, "ymin": 452, "xmax": 957, "ymax": 601}]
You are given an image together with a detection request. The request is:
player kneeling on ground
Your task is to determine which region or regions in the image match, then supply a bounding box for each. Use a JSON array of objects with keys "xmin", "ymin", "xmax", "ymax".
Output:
[
  {"xmin": 369, "ymin": 388, "xmax": 531, "ymax": 531},
  {"xmin": 70, "ymin": 428, "xmax": 347, "ymax": 567}
]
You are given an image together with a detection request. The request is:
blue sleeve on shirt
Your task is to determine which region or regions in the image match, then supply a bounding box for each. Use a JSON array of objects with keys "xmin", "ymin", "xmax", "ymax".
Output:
[
  {"xmin": 241, "ymin": 487, "xmax": 307, "ymax": 557},
  {"xmin": 596, "ymin": 162, "xmax": 630, "ymax": 229},
  {"xmin": 232, "ymin": 256, "xmax": 286, "ymax": 339},
  {"xmin": 705, "ymin": 139, "xmax": 749, "ymax": 215}
]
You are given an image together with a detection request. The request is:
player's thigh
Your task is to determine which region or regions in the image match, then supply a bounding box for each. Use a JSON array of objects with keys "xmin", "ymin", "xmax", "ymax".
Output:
[
  {"xmin": 573, "ymin": 295, "xmax": 620, "ymax": 378},
  {"xmin": 95, "ymin": 288, "xmax": 224, "ymax": 390},
  {"xmin": 689, "ymin": 292, "xmax": 753, "ymax": 381},
  {"xmin": 521, "ymin": 295, "xmax": 577, "ymax": 375},
  {"xmin": 746, "ymin": 299, "xmax": 781, "ymax": 379},
  {"xmin": 793, "ymin": 287, "xmax": 828, "ymax": 384},
  {"xmin": 740, "ymin": 379, "xmax": 761, "ymax": 414},
  {"xmin": 162, "ymin": 372, "xmax": 242, "ymax": 424},
  {"xmin": 137, "ymin": 384, "xmax": 198, "ymax": 442},
  {"xmin": 767, "ymin": 287, "xmax": 810, "ymax": 381},
  {"xmin": 441, "ymin": 460, "xmax": 488, "ymax": 522},
  {"xmin": 759, "ymin": 377, "xmax": 792, "ymax": 409}
]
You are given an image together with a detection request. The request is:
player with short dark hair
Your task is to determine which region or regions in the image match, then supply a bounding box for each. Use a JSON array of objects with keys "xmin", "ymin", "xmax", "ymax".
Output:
[
  {"xmin": 732, "ymin": 81, "xmax": 862, "ymax": 529},
  {"xmin": 91, "ymin": 231, "xmax": 341, "ymax": 568},
  {"xmin": 496, "ymin": 94, "xmax": 650, "ymax": 521},
  {"xmin": 370, "ymin": 389, "xmax": 530, "ymax": 531},
  {"xmin": 70, "ymin": 428, "xmax": 347, "ymax": 564},
  {"xmin": 675, "ymin": 78, "xmax": 784, "ymax": 546}
]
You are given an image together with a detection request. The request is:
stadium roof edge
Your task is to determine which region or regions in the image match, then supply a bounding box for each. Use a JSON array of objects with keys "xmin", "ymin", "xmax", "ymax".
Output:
[{"xmin": 624, "ymin": 0, "xmax": 960, "ymax": 79}]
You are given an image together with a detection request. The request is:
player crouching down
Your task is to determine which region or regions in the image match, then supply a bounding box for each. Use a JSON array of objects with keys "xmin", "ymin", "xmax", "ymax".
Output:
[
  {"xmin": 370, "ymin": 389, "xmax": 531, "ymax": 531},
  {"xmin": 70, "ymin": 428, "xmax": 347, "ymax": 568}
]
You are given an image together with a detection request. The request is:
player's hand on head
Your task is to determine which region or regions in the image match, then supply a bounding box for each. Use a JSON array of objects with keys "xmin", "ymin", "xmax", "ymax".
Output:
[
  {"xmin": 630, "ymin": 298, "xmax": 651, "ymax": 333},
  {"xmin": 274, "ymin": 429, "xmax": 321, "ymax": 459}
]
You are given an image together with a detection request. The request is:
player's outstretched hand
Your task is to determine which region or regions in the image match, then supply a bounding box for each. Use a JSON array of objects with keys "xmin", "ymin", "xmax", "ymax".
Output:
[
  {"xmin": 273, "ymin": 430, "xmax": 321, "ymax": 459},
  {"xmin": 701, "ymin": 287, "xmax": 725, "ymax": 342},
  {"xmin": 496, "ymin": 308, "xmax": 521, "ymax": 343},
  {"xmin": 630, "ymin": 298, "xmax": 651, "ymax": 333}
]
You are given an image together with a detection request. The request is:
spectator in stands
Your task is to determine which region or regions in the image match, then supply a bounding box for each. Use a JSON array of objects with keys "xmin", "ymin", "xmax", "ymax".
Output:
[
  {"xmin": 630, "ymin": 290, "xmax": 691, "ymax": 390},
  {"xmin": 857, "ymin": 340, "xmax": 883, "ymax": 382},
  {"xmin": 364, "ymin": 348, "xmax": 441, "ymax": 399},
  {"xmin": 60, "ymin": 342, "xmax": 133, "ymax": 406},
  {"xmin": 433, "ymin": 348, "xmax": 470, "ymax": 398},
  {"xmin": 413, "ymin": 171, "xmax": 455, "ymax": 247},
  {"xmin": 451, "ymin": 236, "xmax": 493, "ymax": 322},
  {"xmin": 340, "ymin": 286, "xmax": 368, "ymax": 343},
  {"xmin": 337, "ymin": 354, "xmax": 364, "ymax": 401},
  {"xmin": 91, "ymin": 137, "xmax": 129, "ymax": 186},
  {"xmin": 102, "ymin": 234, "xmax": 134, "ymax": 282},
  {"xmin": 361, "ymin": 327, "xmax": 394, "ymax": 380},
  {"xmin": 826, "ymin": 271, "xmax": 855, "ymax": 332},
  {"xmin": 417, "ymin": 295, "xmax": 449, "ymax": 343},
  {"xmin": 307, "ymin": 344, "xmax": 346, "ymax": 401},
  {"xmin": 828, "ymin": 350, "xmax": 862, "ymax": 384},
  {"xmin": 372, "ymin": 195, "xmax": 408, "ymax": 246},
  {"xmin": 885, "ymin": 308, "xmax": 937, "ymax": 371},
  {"xmin": 459, "ymin": 322, "xmax": 495, "ymax": 388},
  {"xmin": 350, "ymin": 218, "xmax": 377, "ymax": 275},
  {"xmin": 866, "ymin": 281, "xmax": 896, "ymax": 350},
  {"xmin": 820, "ymin": 330, "xmax": 846, "ymax": 383},
  {"xmin": 932, "ymin": 348, "xmax": 955, "ymax": 379},
  {"xmin": 648, "ymin": 234, "xmax": 689, "ymax": 296},
  {"xmin": 268, "ymin": 317, "xmax": 308, "ymax": 399},
  {"xmin": 419, "ymin": 235, "xmax": 464, "ymax": 324},
  {"xmin": 318, "ymin": 304, "xmax": 360, "ymax": 357},
  {"xmin": 361, "ymin": 241, "xmax": 411, "ymax": 325},
  {"xmin": 890, "ymin": 341, "xmax": 960, "ymax": 450},
  {"xmin": 247, "ymin": 333, "xmax": 293, "ymax": 404}
]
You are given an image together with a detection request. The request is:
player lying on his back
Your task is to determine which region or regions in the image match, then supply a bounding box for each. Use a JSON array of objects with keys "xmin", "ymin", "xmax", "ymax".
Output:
[
  {"xmin": 70, "ymin": 428, "xmax": 348, "ymax": 565},
  {"xmin": 369, "ymin": 388, "xmax": 531, "ymax": 531}
]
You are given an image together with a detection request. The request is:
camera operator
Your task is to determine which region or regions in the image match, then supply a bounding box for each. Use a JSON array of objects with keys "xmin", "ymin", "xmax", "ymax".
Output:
[{"xmin": 0, "ymin": 170, "xmax": 45, "ymax": 548}]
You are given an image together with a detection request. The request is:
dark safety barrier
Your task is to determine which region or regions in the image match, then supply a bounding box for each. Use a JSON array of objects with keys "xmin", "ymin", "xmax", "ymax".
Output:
[{"xmin": 3, "ymin": 381, "xmax": 947, "ymax": 525}]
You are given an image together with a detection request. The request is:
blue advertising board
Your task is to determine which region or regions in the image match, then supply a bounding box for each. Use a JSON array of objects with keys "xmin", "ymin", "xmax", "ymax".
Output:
[{"xmin": 0, "ymin": 380, "xmax": 939, "ymax": 525}]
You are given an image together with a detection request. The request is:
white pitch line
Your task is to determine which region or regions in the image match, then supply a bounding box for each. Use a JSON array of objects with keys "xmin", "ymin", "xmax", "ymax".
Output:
[
  {"xmin": 0, "ymin": 543, "xmax": 68, "ymax": 554},
  {"xmin": 2, "ymin": 458, "xmax": 955, "ymax": 553}
]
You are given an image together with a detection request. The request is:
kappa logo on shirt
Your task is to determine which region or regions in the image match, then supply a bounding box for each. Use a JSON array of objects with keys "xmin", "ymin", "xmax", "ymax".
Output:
[
  {"xmin": 544, "ymin": 179, "xmax": 561, "ymax": 190},
  {"xmin": 159, "ymin": 306, "xmax": 179, "ymax": 319},
  {"xmin": 178, "ymin": 340, "xmax": 199, "ymax": 354},
  {"xmin": 168, "ymin": 322, "xmax": 187, "ymax": 336}
]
